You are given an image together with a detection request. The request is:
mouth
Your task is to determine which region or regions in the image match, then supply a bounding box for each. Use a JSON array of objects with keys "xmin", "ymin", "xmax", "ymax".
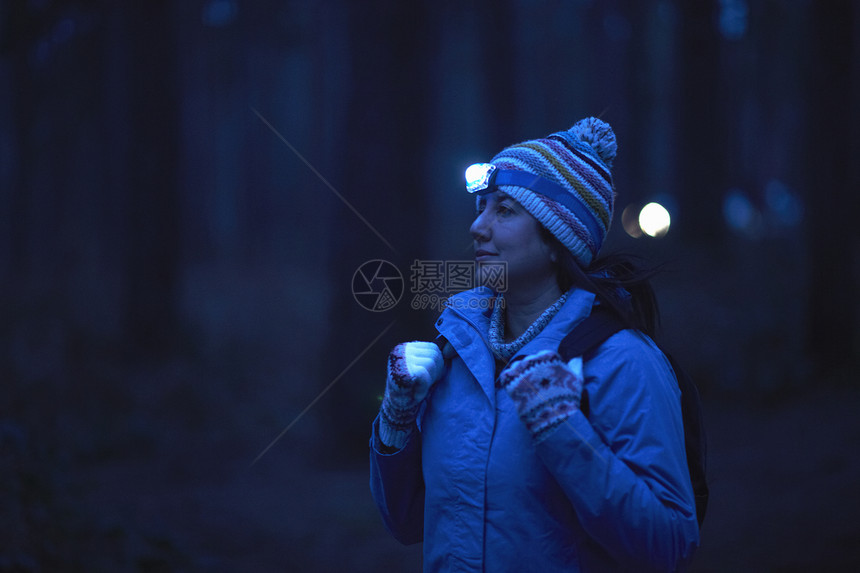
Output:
[{"xmin": 475, "ymin": 249, "xmax": 497, "ymax": 259}]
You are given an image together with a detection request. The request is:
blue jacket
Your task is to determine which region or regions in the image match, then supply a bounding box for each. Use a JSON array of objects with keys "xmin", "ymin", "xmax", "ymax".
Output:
[{"xmin": 370, "ymin": 287, "xmax": 699, "ymax": 571}]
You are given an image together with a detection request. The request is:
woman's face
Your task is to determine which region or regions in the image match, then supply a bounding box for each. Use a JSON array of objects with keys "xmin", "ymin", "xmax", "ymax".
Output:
[{"xmin": 470, "ymin": 192, "xmax": 556, "ymax": 292}]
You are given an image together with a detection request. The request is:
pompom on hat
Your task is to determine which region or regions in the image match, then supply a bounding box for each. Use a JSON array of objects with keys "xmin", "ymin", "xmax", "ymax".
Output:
[{"xmin": 465, "ymin": 117, "xmax": 617, "ymax": 267}]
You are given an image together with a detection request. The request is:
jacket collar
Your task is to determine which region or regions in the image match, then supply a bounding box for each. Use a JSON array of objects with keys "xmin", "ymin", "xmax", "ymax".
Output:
[
  {"xmin": 521, "ymin": 288, "xmax": 597, "ymax": 346},
  {"xmin": 436, "ymin": 287, "xmax": 597, "ymax": 404}
]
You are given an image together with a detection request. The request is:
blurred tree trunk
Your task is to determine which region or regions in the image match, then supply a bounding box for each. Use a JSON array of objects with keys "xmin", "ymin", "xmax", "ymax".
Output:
[
  {"xmin": 804, "ymin": 1, "xmax": 857, "ymax": 376},
  {"xmin": 478, "ymin": 0, "xmax": 517, "ymax": 149},
  {"xmin": 620, "ymin": 0, "xmax": 653, "ymax": 204},
  {"xmin": 6, "ymin": 2, "xmax": 37, "ymax": 280},
  {"xmin": 121, "ymin": 3, "xmax": 182, "ymax": 359},
  {"xmin": 5, "ymin": 3, "xmax": 69, "ymax": 287},
  {"xmin": 323, "ymin": 1, "xmax": 437, "ymax": 459},
  {"xmin": 676, "ymin": 0, "xmax": 724, "ymax": 244}
]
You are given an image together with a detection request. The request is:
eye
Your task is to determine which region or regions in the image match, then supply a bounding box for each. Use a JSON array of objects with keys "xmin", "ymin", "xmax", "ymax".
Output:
[
  {"xmin": 476, "ymin": 198, "xmax": 487, "ymax": 216},
  {"xmin": 497, "ymin": 201, "xmax": 516, "ymax": 216}
]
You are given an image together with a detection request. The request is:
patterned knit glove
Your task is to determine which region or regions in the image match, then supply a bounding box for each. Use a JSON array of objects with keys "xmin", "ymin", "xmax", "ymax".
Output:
[
  {"xmin": 497, "ymin": 350, "xmax": 584, "ymax": 442},
  {"xmin": 378, "ymin": 341, "xmax": 445, "ymax": 449}
]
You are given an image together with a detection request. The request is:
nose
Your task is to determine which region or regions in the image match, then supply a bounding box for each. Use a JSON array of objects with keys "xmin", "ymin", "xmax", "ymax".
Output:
[{"xmin": 470, "ymin": 209, "xmax": 491, "ymax": 243}]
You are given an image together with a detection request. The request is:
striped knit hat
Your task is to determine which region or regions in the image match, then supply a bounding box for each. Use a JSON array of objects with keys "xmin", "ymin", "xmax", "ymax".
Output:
[{"xmin": 466, "ymin": 117, "xmax": 617, "ymax": 267}]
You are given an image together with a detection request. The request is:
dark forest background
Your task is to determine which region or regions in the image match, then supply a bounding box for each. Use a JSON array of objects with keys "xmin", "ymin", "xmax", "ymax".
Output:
[{"xmin": 1, "ymin": 0, "xmax": 859, "ymax": 571}]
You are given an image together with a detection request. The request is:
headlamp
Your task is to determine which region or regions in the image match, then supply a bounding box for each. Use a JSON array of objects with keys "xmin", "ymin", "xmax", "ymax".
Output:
[
  {"xmin": 463, "ymin": 162, "xmax": 604, "ymax": 243},
  {"xmin": 465, "ymin": 163, "xmax": 497, "ymax": 194}
]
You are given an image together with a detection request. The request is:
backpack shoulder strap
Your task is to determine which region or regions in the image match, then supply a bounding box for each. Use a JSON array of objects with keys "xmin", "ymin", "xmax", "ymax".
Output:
[
  {"xmin": 558, "ymin": 305, "xmax": 626, "ymax": 361},
  {"xmin": 557, "ymin": 306, "xmax": 625, "ymax": 421}
]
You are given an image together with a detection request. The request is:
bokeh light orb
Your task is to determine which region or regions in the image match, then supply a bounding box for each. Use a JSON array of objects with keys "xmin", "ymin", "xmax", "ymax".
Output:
[
  {"xmin": 622, "ymin": 204, "xmax": 643, "ymax": 238},
  {"xmin": 638, "ymin": 202, "xmax": 671, "ymax": 238}
]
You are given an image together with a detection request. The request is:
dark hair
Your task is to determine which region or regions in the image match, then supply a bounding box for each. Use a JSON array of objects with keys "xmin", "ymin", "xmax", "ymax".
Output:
[{"xmin": 540, "ymin": 226, "xmax": 661, "ymax": 338}]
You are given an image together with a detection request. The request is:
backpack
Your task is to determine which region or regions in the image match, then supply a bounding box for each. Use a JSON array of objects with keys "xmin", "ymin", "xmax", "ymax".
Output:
[{"xmin": 558, "ymin": 306, "xmax": 709, "ymax": 527}]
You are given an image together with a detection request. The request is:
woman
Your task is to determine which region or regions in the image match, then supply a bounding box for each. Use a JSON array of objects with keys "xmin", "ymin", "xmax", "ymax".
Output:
[{"xmin": 369, "ymin": 118, "xmax": 700, "ymax": 571}]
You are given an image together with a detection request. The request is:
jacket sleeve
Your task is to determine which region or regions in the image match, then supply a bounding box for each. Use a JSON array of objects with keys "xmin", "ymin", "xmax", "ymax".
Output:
[
  {"xmin": 535, "ymin": 331, "xmax": 700, "ymax": 572},
  {"xmin": 368, "ymin": 414, "xmax": 425, "ymax": 545}
]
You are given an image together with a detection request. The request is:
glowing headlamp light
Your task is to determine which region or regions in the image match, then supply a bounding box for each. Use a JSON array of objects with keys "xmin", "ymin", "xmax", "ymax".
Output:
[{"xmin": 465, "ymin": 163, "xmax": 497, "ymax": 194}]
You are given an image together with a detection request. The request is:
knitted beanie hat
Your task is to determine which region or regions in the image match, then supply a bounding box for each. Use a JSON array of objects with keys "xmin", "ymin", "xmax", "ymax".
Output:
[{"xmin": 465, "ymin": 117, "xmax": 617, "ymax": 267}]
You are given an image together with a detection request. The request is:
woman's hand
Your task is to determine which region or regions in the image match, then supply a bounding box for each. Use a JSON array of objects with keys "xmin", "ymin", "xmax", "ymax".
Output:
[
  {"xmin": 497, "ymin": 350, "xmax": 584, "ymax": 441},
  {"xmin": 378, "ymin": 342, "xmax": 445, "ymax": 449}
]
